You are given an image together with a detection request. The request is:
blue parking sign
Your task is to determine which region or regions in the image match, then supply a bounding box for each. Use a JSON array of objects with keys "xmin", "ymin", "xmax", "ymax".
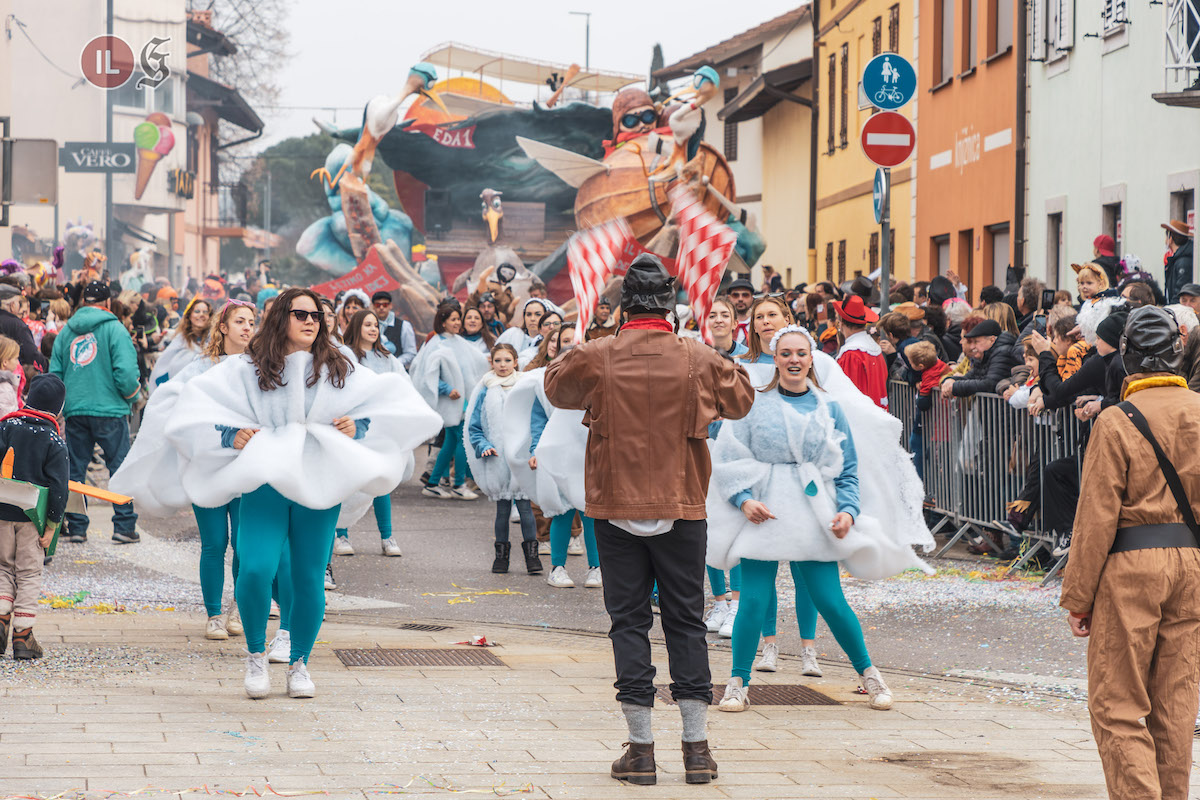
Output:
[{"xmin": 862, "ymin": 53, "xmax": 916, "ymax": 110}]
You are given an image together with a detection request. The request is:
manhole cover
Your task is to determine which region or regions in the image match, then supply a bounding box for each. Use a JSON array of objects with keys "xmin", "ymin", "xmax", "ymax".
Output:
[
  {"xmin": 655, "ymin": 684, "xmax": 840, "ymax": 706},
  {"xmin": 335, "ymin": 648, "xmax": 505, "ymax": 667},
  {"xmin": 399, "ymin": 623, "xmax": 452, "ymax": 632}
]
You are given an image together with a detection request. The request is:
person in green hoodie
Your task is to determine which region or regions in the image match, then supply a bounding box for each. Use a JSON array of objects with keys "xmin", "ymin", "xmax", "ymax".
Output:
[{"xmin": 49, "ymin": 281, "xmax": 141, "ymax": 544}]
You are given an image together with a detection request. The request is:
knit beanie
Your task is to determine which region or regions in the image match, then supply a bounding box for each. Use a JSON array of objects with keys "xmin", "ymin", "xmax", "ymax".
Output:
[
  {"xmin": 24, "ymin": 374, "xmax": 66, "ymax": 416},
  {"xmin": 1096, "ymin": 312, "xmax": 1128, "ymax": 349}
]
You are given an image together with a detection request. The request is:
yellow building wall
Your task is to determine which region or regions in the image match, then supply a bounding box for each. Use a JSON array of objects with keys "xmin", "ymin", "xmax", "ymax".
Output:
[
  {"xmin": 814, "ymin": 0, "xmax": 915, "ymax": 286},
  {"xmin": 760, "ymin": 94, "xmax": 813, "ymax": 289}
]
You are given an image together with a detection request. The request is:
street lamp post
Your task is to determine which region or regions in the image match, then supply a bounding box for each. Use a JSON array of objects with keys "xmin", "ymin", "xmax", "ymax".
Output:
[{"xmin": 569, "ymin": 11, "xmax": 591, "ymax": 101}]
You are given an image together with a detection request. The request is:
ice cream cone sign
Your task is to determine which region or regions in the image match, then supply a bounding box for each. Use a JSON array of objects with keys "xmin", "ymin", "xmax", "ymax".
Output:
[{"xmin": 133, "ymin": 112, "xmax": 175, "ymax": 200}]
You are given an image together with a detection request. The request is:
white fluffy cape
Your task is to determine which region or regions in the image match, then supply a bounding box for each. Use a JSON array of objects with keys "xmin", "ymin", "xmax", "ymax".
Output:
[
  {"xmin": 147, "ymin": 334, "xmax": 203, "ymax": 395},
  {"xmin": 500, "ymin": 369, "xmax": 579, "ymax": 517},
  {"xmin": 706, "ymin": 389, "xmax": 933, "ymax": 579},
  {"xmin": 463, "ymin": 379, "xmax": 525, "ymax": 501},
  {"xmin": 408, "ymin": 335, "xmax": 489, "ymax": 427},
  {"xmin": 117, "ymin": 351, "xmax": 441, "ymax": 513}
]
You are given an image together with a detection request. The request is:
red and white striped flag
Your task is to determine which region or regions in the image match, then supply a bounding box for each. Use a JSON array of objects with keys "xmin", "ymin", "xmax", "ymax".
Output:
[
  {"xmin": 566, "ymin": 218, "xmax": 634, "ymax": 344},
  {"xmin": 671, "ymin": 187, "xmax": 739, "ymax": 344}
]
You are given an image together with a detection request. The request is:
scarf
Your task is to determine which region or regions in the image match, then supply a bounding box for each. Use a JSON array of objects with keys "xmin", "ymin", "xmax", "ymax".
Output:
[
  {"xmin": 1121, "ymin": 374, "xmax": 1189, "ymax": 400},
  {"xmin": 0, "ymin": 408, "xmax": 60, "ymax": 435},
  {"xmin": 620, "ymin": 317, "xmax": 673, "ymax": 334},
  {"xmin": 482, "ymin": 371, "xmax": 520, "ymax": 390}
]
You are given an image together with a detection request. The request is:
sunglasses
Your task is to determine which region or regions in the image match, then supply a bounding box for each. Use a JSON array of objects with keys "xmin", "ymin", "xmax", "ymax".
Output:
[
  {"xmin": 621, "ymin": 109, "xmax": 658, "ymax": 129},
  {"xmin": 288, "ymin": 309, "xmax": 323, "ymax": 323}
]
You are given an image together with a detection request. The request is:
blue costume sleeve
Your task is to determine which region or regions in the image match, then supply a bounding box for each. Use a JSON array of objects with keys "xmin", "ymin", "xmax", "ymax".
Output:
[
  {"xmin": 729, "ymin": 489, "xmax": 753, "ymax": 510},
  {"xmin": 529, "ymin": 397, "xmax": 549, "ymax": 454},
  {"xmin": 467, "ymin": 386, "xmax": 495, "ymax": 456},
  {"xmin": 217, "ymin": 425, "xmax": 240, "ymax": 448},
  {"xmin": 708, "ymin": 419, "xmax": 723, "ymax": 439},
  {"xmin": 438, "ymin": 379, "xmax": 453, "ymax": 397},
  {"xmin": 354, "ymin": 418, "xmax": 369, "ymax": 440},
  {"xmin": 828, "ymin": 401, "xmax": 861, "ymax": 519}
]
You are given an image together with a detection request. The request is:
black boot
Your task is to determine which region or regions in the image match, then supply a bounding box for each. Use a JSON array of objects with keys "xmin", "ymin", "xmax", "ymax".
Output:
[
  {"xmin": 12, "ymin": 628, "xmax": 42, "ymax": 660},
  {"xmin": 521, "ymin": 539, "xmax": 543, "ymax": 574},
  {"xmin": 492, "ymin": 542, "xmax": 511, "ymax": 574},
  {"xmin": 0, "ymin": 613, "xmax": 9, "ymax": 656}
]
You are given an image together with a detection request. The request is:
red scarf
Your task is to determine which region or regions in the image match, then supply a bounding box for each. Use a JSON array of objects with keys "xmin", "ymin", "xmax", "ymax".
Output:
[
  {"xmin": 0, "ymin": 408, "xmax": 60, "ymax": 435},
  {"xmin": 620, "ymin": 317, "xmax": 673, "ymax": 334}
]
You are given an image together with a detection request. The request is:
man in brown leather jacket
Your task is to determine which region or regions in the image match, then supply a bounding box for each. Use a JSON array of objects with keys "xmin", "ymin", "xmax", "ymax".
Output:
[
  {"xmin": 545, "ymin": 254, "xmax": 754, "ymax": 786},
  {"xmin": 1061, "ymin": 306, "xmax": 1200, "ymax": 800}
]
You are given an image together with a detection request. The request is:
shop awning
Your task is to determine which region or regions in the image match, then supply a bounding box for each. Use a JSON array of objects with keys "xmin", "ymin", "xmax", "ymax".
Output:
[
  {"xmin": 187, "ymin": 72, "xmax": 263, "ymax": 133},
  {"xmin": 718, "ymin": 60, "xmax": 813, "ymax": 123},
  {"xmin": 421, "ymin": 42, "xmax": 642, "ymax": 94}
]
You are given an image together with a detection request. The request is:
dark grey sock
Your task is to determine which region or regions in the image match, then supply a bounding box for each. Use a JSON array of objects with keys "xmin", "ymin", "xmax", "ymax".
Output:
[
  {"xmin": 621, "ymin": 702, "xmax": 653, "ymax": 744},
  {"xmin": 679, "ymin": 698, "xmax": 708, "ymax": 743}
]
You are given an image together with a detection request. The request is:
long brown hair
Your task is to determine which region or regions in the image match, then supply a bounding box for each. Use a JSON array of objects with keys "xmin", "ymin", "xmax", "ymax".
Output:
[
  {"xmin": 525, "ymin": 323, "xmax": 574, "ymax": 370},
  {"xmin": 740, "ymin": 295, "xmax": 794, "ymax": 362},
  {"xmin": 177, "ymin": 297, "xmax": 212, "ymax": 348},
  {"xmin": 204, "ymin": 301, "xmax": 256, "ymax": 360},
  {"xmin": 246, "ymin": 287, "xmax": 351, "ymax": 391},
  {"xmin": 462, "ymin": 306, "xmax": 496, "ymax": 348},
  {"xmin": 343, "ymin": 308, "xmax": 390, "ymax": 362},
  {"xmin": 760, "ymin": 329, "xmax": 823, "ymax": 393}
]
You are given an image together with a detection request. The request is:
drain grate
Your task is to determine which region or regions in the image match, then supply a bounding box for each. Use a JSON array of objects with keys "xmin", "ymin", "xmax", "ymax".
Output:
[
  {"xmin": 398, "ymin": 623, "xmax": 452, "ymax": 632},
  {"xmin": 335, "ymin": 648, "xmax": 505, "ymax": 667},
  {"xmin": 655, "ymin": 684, "xmax": 840, "ymax": 706}
]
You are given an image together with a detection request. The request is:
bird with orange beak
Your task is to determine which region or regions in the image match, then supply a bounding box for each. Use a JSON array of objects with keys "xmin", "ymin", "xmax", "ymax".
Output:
[{"xmin": 481, "ymin": 189, "xmax": 504, "ymax": 243}]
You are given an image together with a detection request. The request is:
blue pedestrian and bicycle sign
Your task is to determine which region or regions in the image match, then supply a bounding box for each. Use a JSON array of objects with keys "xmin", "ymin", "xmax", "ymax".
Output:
[{"xmin": 862, "ymin": 53, "xmax": 916, "ymax": 110}]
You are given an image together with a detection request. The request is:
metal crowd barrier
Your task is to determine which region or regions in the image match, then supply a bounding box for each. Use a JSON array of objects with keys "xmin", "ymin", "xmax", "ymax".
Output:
[{"xmin": 887, "ymin": 381, "xmax": 1084, "ymax": 584}]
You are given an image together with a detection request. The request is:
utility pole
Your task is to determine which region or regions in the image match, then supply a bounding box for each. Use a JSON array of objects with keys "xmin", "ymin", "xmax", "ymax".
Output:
[
  {"xmin": 104, "ymin": 0, "xmax": 115, "ymax": 277},
  {"xmin": 569, "ymin": 11, "xmax": 591, "ymax": 101}
]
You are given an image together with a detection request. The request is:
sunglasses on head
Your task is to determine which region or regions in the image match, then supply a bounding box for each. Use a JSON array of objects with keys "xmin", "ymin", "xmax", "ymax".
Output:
[
  {"xmin": 621, "ymin": 109, "xmax": 658, "ymax": 129},
  {"xmin": 288, "ymin": 309, "xmax": 323, "ymax": 323}
]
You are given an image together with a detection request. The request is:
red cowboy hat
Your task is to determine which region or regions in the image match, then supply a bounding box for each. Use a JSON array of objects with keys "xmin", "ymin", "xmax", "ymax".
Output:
[{"xmin": 830, "ymin": 294, "xmax": 879, "ymax": 325}]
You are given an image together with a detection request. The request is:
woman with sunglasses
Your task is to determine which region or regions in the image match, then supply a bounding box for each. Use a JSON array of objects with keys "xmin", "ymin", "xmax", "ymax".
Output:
[
  {"xmin": 137, "ymin": 288, "xmax": 440, "ymax": 700},
  {"xmin": 148, "ymin": 296, "xmax": 212, "ymax": 393},
  {"xmin": 410, "ymin": 303, "xmax": 490, "ymax": 500},
  {"xmin": 518, "ymin": 310, "xmax": 562, "ymax": 368}
]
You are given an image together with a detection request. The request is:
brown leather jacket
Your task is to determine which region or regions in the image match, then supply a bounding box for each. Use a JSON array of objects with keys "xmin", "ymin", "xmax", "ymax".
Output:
[{"xmin": 544, "ymin": 327, "xmax": 755, "ymax": 521}]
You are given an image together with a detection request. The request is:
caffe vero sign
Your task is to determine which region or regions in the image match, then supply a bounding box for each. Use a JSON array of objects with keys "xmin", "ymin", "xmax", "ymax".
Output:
[{"xmin": 59, "ymin": 142, "xmax": 137, "ymax": 173}]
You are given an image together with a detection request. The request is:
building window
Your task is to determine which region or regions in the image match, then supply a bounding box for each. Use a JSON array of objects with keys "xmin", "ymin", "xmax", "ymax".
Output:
[
  {"xmin": 873, "ymin": 17, "xmax": 883, "ymax": 56},
  {"xmin": 990, "ymin": 0, "xmax": 1014, "ymax": 54},
  {"xmin": 1102, "ymin": 202, "xmax": 1122, "ymax": 256},
  {"xmin": 936, "ymin": 0, "xmax": 955, "ymax": 83},
  {"xmin": 186, "ymin": 126, "xmax": 199, "ymax": 174},
  {"xmin": 1047, "ymin": 0, "xmax": 1075, "ymax": 55},
  {"xmin": 826, "ymin": 242, "xmax": 834, "ymax": 281},
  {"xmin": 723, "ymin": 89, "xmax": 738, "ymax": 161},
  {"xmin": 888, "ymin": 4, "xmax": 901, "ymax": 52},
  {"xmin": 869, "ymin": 232, "xmax": 880, "ymax": 270},
  {"xmin": 837, "ymin": 239, "xmax": 847, "ymax": 282},
  {"xmin": 839, "ymin": 44, "xmax": 849, "ymax": 147},
  {"xmin": 827, "ymin": 54, "xmax": 837, "ymax": 154},
  {"xmin": 1170, "ymin": 189, "xmax": 1195, "ymax": 231},
  {"xmin": 1102, "ymin": 0, "xmax": 1128, "ymax": 31},
  {"xmin": 934, "ymin": 234, "xmax": 951, "ymax": 277},
  {"xmin": 1047, "ymin": 213, "xmax": 1063, "ymax": 286},
  {"xmin": 964, "ymin": 0, "xmax": 978, "ymax": 68},
  {"xmin": 988, "ymin": 223, "xmax": 1010, "ymax": 287}
]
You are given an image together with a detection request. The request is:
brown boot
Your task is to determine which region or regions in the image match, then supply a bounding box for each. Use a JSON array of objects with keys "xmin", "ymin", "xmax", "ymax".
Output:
[
  {"xmin": 11, "ymin": 628, "xmax": 42, "ymax": 660},
  {"xmin": 682, "ymin": 740, "xmax": 718, "ymax": 784},
  {"xmin": 610, "ymin": 741, "xmax": 656, "ymax": 785}
]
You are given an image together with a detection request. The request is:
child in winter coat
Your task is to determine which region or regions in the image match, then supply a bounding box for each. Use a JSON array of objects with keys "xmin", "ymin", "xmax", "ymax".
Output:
[
  {"xmin": 0, "ymin": 374, "xmax": 70, "ymax": 659},
  {"xmin": 0, "ymin": 336, "xmax": 21, "ymax": 416},
  {"xmin": 466, "ymin": 344, "xmax": 542, "ymax": 575},
  {"xmin": 905, "ymin": 341, "xmax": 950, "ymax": 479}
]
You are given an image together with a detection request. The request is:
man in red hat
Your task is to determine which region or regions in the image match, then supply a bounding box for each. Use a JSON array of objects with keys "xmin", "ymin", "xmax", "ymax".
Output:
[
  {"xmin": 830, "ymin": 295, "xmax": 888, "ymax": 409},
  {"xmin": 1092, "ymin": 234, "xmax": 1120, "ymax": 287}
]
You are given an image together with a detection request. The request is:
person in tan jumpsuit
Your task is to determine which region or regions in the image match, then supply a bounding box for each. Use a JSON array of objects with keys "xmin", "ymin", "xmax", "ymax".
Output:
[{"xmin": 1061, "ymin": 305, "xmax": 1200, "ymax": 800}]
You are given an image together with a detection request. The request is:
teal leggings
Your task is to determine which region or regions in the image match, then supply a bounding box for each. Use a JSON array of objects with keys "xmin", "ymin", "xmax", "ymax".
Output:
[
  {"xmin": 429, "ymin": 424, "xmax": 467, "ymax": 487},
  {"xmin": 707, "ymin": 564, "xmax": 742, "ymax": 596},
  {"xmin": 732, "ymin": 559, "xmax": 871, "ymax": 683},
  {"xmin": 195, "ymin": 500, "xmax": 240, "ymax": 618},
  {"xmin": 549, "ymin": 511, "xmax": 599, "ymax": 568},
  {"xmin": 236, "ymin": 485, "xmax": 340, "ymax": 662},
  {"xmin": 335, "ymin": 495, "xmax": 393, "ymax": 540}
]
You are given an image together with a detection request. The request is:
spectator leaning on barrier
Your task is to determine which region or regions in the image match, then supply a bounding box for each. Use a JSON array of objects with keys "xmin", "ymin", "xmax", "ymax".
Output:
[
  {"xmin": 906, "ymin": 340, "xmax": 950, "ymax": 479},
  {"xmin": 940, "ymin": 319, "xmax": 1018, "ymax": 398},
  {"xmin": 1177, "ymin": 283, "xmax": 1200, "ymax": 314},
  {"xmin": 1061, "ymin": 305, "xmax": 1200, "ymax": 800}
]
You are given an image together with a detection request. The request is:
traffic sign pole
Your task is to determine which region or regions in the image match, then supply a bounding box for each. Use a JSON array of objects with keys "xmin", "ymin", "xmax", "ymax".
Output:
[{"xmin": 880, "ymin": 167, "xmax": 891, "ymax": 315}]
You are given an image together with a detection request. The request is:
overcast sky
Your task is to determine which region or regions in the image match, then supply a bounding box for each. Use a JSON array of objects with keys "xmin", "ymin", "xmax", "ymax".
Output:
[{"xmin": 254, "ymin": 0, "xmax": 805, "ymax": 149}]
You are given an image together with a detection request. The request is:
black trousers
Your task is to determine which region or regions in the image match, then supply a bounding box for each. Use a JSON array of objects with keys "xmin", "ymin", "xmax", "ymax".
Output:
[{"xmin": 593, "ymin": 518, "xmax": 712, "ymax": 707}]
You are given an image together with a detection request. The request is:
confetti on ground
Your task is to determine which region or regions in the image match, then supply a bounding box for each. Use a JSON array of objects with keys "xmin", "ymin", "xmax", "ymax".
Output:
[
  {"xmin": 0, "ymin": 785, "xmax": 327, "ymax": 799},
  {"xmin": 368, "ymin": 777, "xmax": 534, "ymax": 795},
  {"xmin": 421, "ymin": 584, "xmax": 529, "ymax": 605}
]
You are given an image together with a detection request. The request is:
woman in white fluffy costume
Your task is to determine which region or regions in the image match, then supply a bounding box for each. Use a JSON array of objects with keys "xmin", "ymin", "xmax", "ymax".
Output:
[
  {"xmin": 124, "ymin": 289, "xmax": 441, "ymax": 700},
  {"xmin": 409, "ymin": 304, "xmax": 489, "ymax": 499},
  {"xmin": 147, "ymin": 296, "xmax": 212, "ymax": 394},
  {"xmin": 709, "ymin": 326, "xmax": 934, "ymax": 715}
]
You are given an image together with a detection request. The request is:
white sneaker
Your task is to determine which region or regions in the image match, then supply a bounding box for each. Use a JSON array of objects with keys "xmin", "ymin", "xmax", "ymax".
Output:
[
  {"xmin": 268, "ymin": 629, "xmax": 291, "ymax": 664},
  {"xmin": 287, "ymin": 660, "xmax": 316, "ymax": 699},
  {"xmin": 546, "ymin": 565, "xmax": 575, "ymax": 588},
  {"xmin": 754, "ymin": 642, "xmax": 779, "ymax": 673},
  {"xmin": 861, "ymin": 666, "xmax": 893, "ymax": 710},
  {"xmin": 206, "ymin": 615, "xmax": 228, "ymax": 641},
  {"xmin": 800, "ymin": 646, "xmax": 823, "ymax": 678},
  {"xmin": 584, "ymin": 567, "xmax": 603, "ymax": 588},
  {"xmin": 450, "ymin": 486, "xmax": 478, "ymax": 500},
  {"xmin": 244, "ymin": 652, "xmax": 270, "ymax": 699},
  {"xmin": 538, "ymin": 540, "xmax": 551, "ymax": 555},
  {"xmin": 704, "ymin": 602, "xmax": 729, "ymax": 633},
  {"xmin": 718, "ymin": 604, "xmax": 739, "ymax": 639},
  {"xmin": 224, "ymin": 606, "xmax": 243, "ymax": 637},
  {"xmin": 567, "ymin": 536, "xmax": 584, "ymax": 556},
  {"xmin": 717, "ymin": 676, "xmax": 749, "ymax": 712},
  {"xmin": 422, "ymin": 485, "xmax": 453, "ymax": 499},
  {"xmin": 324, "ymin": 563, "xmax": 336, "ymax": 591},
  {"xmin": 268, "ymin": 600, "xmax": 281, "ymax": 620},
  {"xmin": 381, "ymin": 538, "xmax": 402, "ymax": 557},
  {"xmin": 332, "ymin": 537, "xmax": 355, "ymax": 556}
]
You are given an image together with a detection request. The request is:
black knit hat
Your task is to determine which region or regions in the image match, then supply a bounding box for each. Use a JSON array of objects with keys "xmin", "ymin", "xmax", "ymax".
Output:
[
  {"xmin": 1096, "ymin": 312, "xmax": 1128, "ymax": 349},
  {"xmin": 24, "ymin": 374, "xmax": 65, "ymax": 417},
  {"xmin": 1121, "ymin": 306, "xmax": 1183, "ymax": 376}
]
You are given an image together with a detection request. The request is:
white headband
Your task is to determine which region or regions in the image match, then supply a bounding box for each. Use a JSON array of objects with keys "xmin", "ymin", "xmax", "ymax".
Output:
[{"xmin": 769, "ymin": 324, "xmax": 817, "ymax": 355}]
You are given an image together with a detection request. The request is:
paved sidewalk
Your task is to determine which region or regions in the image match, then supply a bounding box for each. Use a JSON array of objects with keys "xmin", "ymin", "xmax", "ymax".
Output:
[{"xmin": 0, "ymin": 608, "xmax": 1118, "ymax": 800}]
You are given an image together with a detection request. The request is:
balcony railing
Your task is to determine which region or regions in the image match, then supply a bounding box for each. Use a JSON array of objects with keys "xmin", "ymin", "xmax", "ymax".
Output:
[{"xmin": 1161, "ymin": 0, "xmax": 1200, "ymax": 102}]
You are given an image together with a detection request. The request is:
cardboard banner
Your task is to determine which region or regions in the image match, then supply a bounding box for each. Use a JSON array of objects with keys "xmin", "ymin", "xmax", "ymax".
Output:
[{"xmin": 310, "ymin": 248, "xmax": 400, "ymax": 298}]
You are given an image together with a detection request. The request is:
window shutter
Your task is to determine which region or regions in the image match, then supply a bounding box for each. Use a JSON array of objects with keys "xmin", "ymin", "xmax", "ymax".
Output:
[
  {"xmin": 1032, "ymin": 0, "xmax": 1046, "ymax": 59},
  {"xmin": 1058, "ymin": 0, "xmax": 1074, "ymax": 50}
]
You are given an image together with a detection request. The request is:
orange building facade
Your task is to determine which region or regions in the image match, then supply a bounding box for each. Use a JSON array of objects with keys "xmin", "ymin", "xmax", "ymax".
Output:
[{"xmin": 914, "ymin": 0, "xmax": 1022, "ymax": 299}]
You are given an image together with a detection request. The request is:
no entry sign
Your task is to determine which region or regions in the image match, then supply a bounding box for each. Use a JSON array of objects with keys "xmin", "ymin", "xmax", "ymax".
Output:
[{"xmin": 860, "ymin": 112, "xmax": 916, "ymax": 168}]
